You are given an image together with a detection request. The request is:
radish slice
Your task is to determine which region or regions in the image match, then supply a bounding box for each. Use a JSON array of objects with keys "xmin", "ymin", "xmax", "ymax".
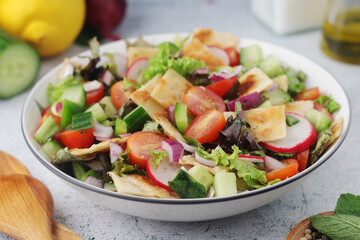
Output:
[
  {"xmin": 102, "ymin": 70, "xmax": 113, "ymax": 86},
  {"xmin": 84, "ymin": 175, "xmax": 104, "ymax": 188},
  {"xmin": 146, "ymin": 153, "xmax": 182, "ymax": 190},
  {"xmin": 264, "ymin": 155, "xmax": 286, "ymax": 171},
  {"xmin": 125, "ymin": 57, "xmax": 149, "ymax": 80},
  {"xmin": 84, "ymin": 80, "xmax": 102, "ymax": 92},
  {"xmin": 238, "ymin": 155, "xmax": 264, "ymax": 163},
  {"xmin": 262, "ymin": 112, "xmax": 318, "ymax": 153},
  {"xmin": 208, "ymin": 46, "xmax": 230, "ymax": 66},
  {"xmin": 109, "ymin": 141, "xmax": 123, "ymax": 164},
  {"xmin": 168, "ymin": 106, "xmax": 176, "ymax": 125},
  {"xmin": 161, "ymin": 139, "xmax": 184, "ymax": 163},
  {"xmin": 176, "ymin": 137, "xmax": 196, "ymax": 153},
  {"xmin": 113, "ymin": 53, "xmax": 127, "ymax": 78},
  {"xmin": 193, "ymin": 68, "xmax": 209, "ymax": 75},
  {"xmin": 208, "ymin": 65, "xmax": 242, "ymax": 82},
  {"xmin": 227, "ymin": 92, "xmax": 262, "ymax": 111},
  {"xmin": 94, "ymin": 121, "xmax": 114, "ymax": 141},
  {"xmin": 195, "ymin": 152, "xmax": 216, "ymax": 167}
]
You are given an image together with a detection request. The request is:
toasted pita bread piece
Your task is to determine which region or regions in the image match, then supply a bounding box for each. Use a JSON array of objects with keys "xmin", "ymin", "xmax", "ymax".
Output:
[
  {"xmin": 326, "ymin": 117, "xmax": 343, "ymax": 149},
  {"xmin": 193, "ymin": 28, "xmax": 238, "ymax": 48},
  {"xmin": 272, "ymin": 75, "xmax": 288, "ymax": 92},
  {"xmin": 285, "ymin": 100, "xmax": 314, "ymax": 116},
  {"xmin": 150, "ymin": 68, "xmax": 193, "ymax": 109},
  {"xmin": 70, "ymin": 137, "xmax": 129, "ymax": 160},
  {"xmin": 153, "ymin": 114, "xmax": 186, "ymax": 142},
  {"xmin": 127, "ymin": 47, "xmax": 158, "ymax": 66},
  {"xmin": 109, "ymin": 172, "xmax": 179, "ymax": 198},
  {"xmin": 180, "ymin": 155, "xmax": 228, "ymax": 175},
  {"xmin": 238, "ymin": 67, "xmax": 273, "ymax": 97},
  {"xmin": 183, "ymin": 38, "xmax": 225, "ymax": 69}
]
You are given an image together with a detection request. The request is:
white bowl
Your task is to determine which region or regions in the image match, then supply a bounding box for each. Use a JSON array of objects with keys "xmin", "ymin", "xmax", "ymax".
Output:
[{"xmin": 22, "ymin": 33, "xmax": 351, "ymax": 221}]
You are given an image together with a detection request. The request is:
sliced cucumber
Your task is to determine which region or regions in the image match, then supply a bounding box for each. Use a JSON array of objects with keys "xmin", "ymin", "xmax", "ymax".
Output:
[
  {"xmin": 240, "ymin": 44, "xmax": 262, "ymax": 68},
  {"xmin": 99, "ymin": 96, "xmax": 117, "ymax": 118},
  {"xmin": 72, "ymin": 162, "xmax": 88, "ymax": 180},
  {"xmin": 175, "ymin": 102, "xmax": 189, "ymax": 134},
  {"xmin": 261, "ymin": 89, "xmax": 292, "ymax": 105},
  {"xmin": 123, "ymin": 106, "xmax": 152, "ymax": 133},
  {"xmin": 285, "ymin": 114, "xmax": 300, "ymax": 126},
  {"xmin": 115, "ymin": 118, "xmax": 127, "ymax": 136},
  {"xmin": 61, "ymin": 99, "xmax": 85, "ymax": 129},
  {"xmin": 257, "ymin": 100, "xmax": 272, "ymax": 108},
  {"xmin": 86, "ymin": 103, "xmax": 107, "ymax": 122},
  {"xmin": 188, "ymin": 165, "xmax": 214, "ymax": 191},
  {"xmin": 259, "ymin": 56, "xmax": 283, "ymax": 78},
  {"xmin": 305, "ymin": 109, "xmax": 332, "ymax": 133},
  {"xmin": 41, "ymin": 140, "xmax": 62, "ymax": 157},
  {"xmin": 71, "ymin": 112, "xmax": 93, "ymax": 130},
  {"xmin": 34, "ymin": 117, "xmax": 60, "ymax": 143},
  {"xmin": 61, "ymin": 83, "xmax": 86, "ymax": 108},
  {"xmin": 213, "ymin": 172, "xmax": 237, "ymax": 197},
  {"xmin": 0, "ymin": 35, "xmax": 40, "ymax": 99}
]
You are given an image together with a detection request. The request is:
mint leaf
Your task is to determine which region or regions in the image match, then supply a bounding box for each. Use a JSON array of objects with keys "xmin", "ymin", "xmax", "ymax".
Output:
[
  {"xmin": 311, "ymin": 214, "xmax": 360, "ymax": 240},
  {"xmin": 336, "ymin": 194, "xmax": 360, "ymax": 217}
]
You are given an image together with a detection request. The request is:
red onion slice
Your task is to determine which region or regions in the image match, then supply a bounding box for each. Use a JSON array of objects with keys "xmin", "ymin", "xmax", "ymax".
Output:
[
  {"xmin": 264, "ymin": 155, "xmax": 286, "ymax": 171},
  {"xmin": 176, "ymin": 137, "xmax": 196, "ymax": 153},
  {"xmin": 193, "ymin": 68, "xmax": 209, "ymax": 75},
  {"xmin": 161, "ymin": 139, "xmax": 184, "ymax": 163},
  {"xmin": 168, "ymin": 106, "xmax": 176, "ymax": 126},
  {"xmin": 84, "ymin": 175, "xmax": 104, "ymax": 188},
  {"xmin": 266, "ymin": 83, "xmax": 280, "ymax": 92},
  {"xmin": 94, "ymin": 121, "xmax": 114, "ymax": 141},
  {"xmin": 227, "ymin": 92, "xmax": 262, "ymax": 111},
  {"xmin": 195, "ymin": 151, "xmax": 216, "ymax": 167},
  {"xmin": 208, "ymin": 46, "xmax": 230, "ymax": 66},
  {"xmin": 209, "ymin": 65, "xmax": 242, "ymax": 82},
  {"xmin": 84, "ymin": 80, "xmax": 102, "ymax": 92},
  {"xmin": 109, "ymin": 141, "xmax": 124, "ymax": 164},
  {"xmin": 102, "ymin": 70, "xmax": 113, "ymax": 86},
  {"xmin": 55, "ymin": 102, "xmax": 63, "ymax": 113}
]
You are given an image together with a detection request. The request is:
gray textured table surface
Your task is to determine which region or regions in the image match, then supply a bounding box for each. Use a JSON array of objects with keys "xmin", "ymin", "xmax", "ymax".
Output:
[{"xmin": 1, "ymin": 0, "xmax": 359, "ymax": 239}]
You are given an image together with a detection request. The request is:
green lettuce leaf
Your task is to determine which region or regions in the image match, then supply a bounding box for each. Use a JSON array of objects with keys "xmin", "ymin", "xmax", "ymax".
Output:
[
  {"xmin": 52, "ymin": 147, "xmax": 81, "ymax": 164},
  {"xmin": 283, "ymin": 68, "xmax": 306, "ymax": 95},
  {"xmin": 308, "ymin": 129, "xmax": 332, "ymax": 167},
  {"xmin": 315, "ymin": 95, "xmax": 341, "ymax": 114},
  {"xmin": 113, "ymin": 152, "xmax": 144, "ymax": 176},
  {"xmin": 149, "ymin": 149, "xmax": 168, "ymax": 167}
]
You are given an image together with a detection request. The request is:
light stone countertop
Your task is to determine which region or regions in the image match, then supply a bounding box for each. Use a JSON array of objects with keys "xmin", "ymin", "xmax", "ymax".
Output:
[{"xmin": 1, "ymin": 0, "xmax": 359, "ymax": 239}]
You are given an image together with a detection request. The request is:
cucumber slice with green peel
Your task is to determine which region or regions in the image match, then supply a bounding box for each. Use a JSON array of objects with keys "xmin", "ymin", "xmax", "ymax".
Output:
[
  {"xmin": 213, "ymin": 172, "xmax": 237, "ymax": 197},
  {"xmin": 188, "ymin": 165, "xmax": 214, "ymax": 191},
  {"xmin": 115, "ymin": 118, "xmax": 127, "ymax": 136},
  {"xmin": 99, "ymin": 96, "xmax": 117, "ymax": 118},
  {"xmin": 123, "ymin": 106, "xmax": 151, "ymax": 133},
  {"xmin": 285, "ymin": 114, "xmax": 300, "ymax": 126},
  {"xmin": 72, "ymin": 162, "xmax": 89, "ymax": 180},
  {"xmin": 86, "ymin": 103, "xmax": 107, "ymax": 122},
  {"xmin": 261, "ymin": 89, "xmax": 292, "ymax": 105},
  {"xmin": 71, "ymin": 112, "xmax": 93, "ymax": 130},
  {"xmin": 257, "ymin": 100, "xmax": 272, "ymax": 108},
  {"xmin": 240, "ymin": 44, "xmax": 263, "ymax": 68},
  {"xmin": 305, "ymin": 109, "xmax": 332, "ymax": 133},
  {"xmin": 175, "ymin": 102, "xmax": 189, "ymax": 134},
  {"xmin": 34, "ymin": 117, "xmax": 60, "ymax": 143},
  {"xmin": 259, "ymin": 56, "xmax": 283, "ymax": 78},
  {"xmin": 61, "ymin": 83, "xmax": 86, "ymax": 108},
  {"xmin": 0, "ymin": 42, "xmax": 40, "ymax": 98},
  {"xmin": 61, "ymin": 99, "xmax": 85, "ymax": 129},
  {"xmin": 41, "ymin": 140, "xmax": 62, "ymax": 157}
]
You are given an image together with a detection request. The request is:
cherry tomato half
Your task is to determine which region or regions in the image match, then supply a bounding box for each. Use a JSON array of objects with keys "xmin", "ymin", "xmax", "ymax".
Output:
[
  {"xmin": 111, "ymin": 81, "xmax": 135, "ymax": 109},
  {"xmin": 127, "ymin": 131, "xmax": 168, "ymax": 169},
  {"xmin": 86, "ymin": 82, "xmax": 104, "ymax": 106},
  {"xmin": 206, "ymin": 77, "xmax": 238, "ymax": 97},
  {"xmin": 39, "ymin": 113, "xmax": 61, "ymax": 129},
  {"xmin": 294, "ymin": 87, "xmax": 320, "ymax": 101},
  {"xmin": 265, "ymin": 159, "xmax": 299, "ymax": 182},
  {"xmin": 59, "ymin": 128, "xmax": 94, "ymax": 149},
  {"xmin": 224, "ymin": 47, "xmax": 240, "ymax": 66},
  {"xmin": 293, "ymin": 149, "xmax": 309, "ymax": 172},
  {"xmin": 184, "ymin": 86, "xmax": 226, "ymax": 116},
  {"xmin": 185, "ymin": 109, "xmax": 226, "ymax": 144}
]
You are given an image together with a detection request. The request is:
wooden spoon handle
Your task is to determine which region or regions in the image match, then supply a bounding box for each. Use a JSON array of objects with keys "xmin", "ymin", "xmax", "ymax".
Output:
[
  {"xmin": 52, "ymin": 221, "xmax": 83, "ymax": 240},
  {"xmin": 0, "ymin": 151, "xmax": 30, "ymax": 175}
]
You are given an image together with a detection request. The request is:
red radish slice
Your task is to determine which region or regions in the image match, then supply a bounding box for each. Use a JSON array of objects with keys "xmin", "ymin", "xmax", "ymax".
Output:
[
  {"xmin": 262, "ymin": 112, "xmax": 317, "ymax": 153},
  {"xmin": 119, "ymin": 133, "xmax": 131, "ymax": 138},
  {"xmin": 113, "ymin": 53, "xmax": 127, "ymax": 78},
  {"xmin": 84, "ymin": 80, "xmax": 102, "ymax": 92},
  {"xmin": 238, "ymin": 155, "xmax": 264, "ymax": 163},
  {"xmin": 84, "ymin": 175, "xmax": 104, "ymax": 188},
  {"xmin": 102, "ymin": 70, "xmax": 113, "ymax": 86},
  {"xmin": 125, "ymin": 57, "xmax": 149, "ymax": 80},
  {"xmin": 208, "ymin": 46, "xmax": 230, "ymax": 66},
  {"xmin": 264, "ymin": 155, "xmax": 286, "ymax": 171},
  {"xmin": 195, "ymin": 151, "xmax": 216, "ymax": 167},
  {"xmin": 168, "ymin": 106, "xmax": 176, "ymax": 125},
  {"xmin": 109, "ymin": 141, "xmax": 124, "ymax": 164},
  {"xmin": 193, "ymin": 68, "xmax": 209, "ymax": 75},
  {"xmin": 161, "ymin": 139, "xmax": 184, "ymax": 163},
  {"xmin": 146, "ymin": 152, "xmax": 182, "ymax": 190}
]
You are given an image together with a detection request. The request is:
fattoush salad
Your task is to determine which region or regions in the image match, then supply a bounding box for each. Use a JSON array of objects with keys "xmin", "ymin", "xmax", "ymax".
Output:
[{"xmin": 34, "ymin": 28, "xmax": 343, "ymax": 199}]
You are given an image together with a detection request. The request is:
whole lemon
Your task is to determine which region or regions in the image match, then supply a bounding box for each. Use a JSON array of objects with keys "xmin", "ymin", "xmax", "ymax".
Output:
[{"xmin": 0, "ymin": 0, "xmax": 86, "ymax": 57}]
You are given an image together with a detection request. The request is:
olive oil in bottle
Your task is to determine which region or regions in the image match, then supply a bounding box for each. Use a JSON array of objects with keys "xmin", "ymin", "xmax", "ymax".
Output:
[{"xmin": 321, "ymin": 8, "xmax": 360, "ymax": 64}]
